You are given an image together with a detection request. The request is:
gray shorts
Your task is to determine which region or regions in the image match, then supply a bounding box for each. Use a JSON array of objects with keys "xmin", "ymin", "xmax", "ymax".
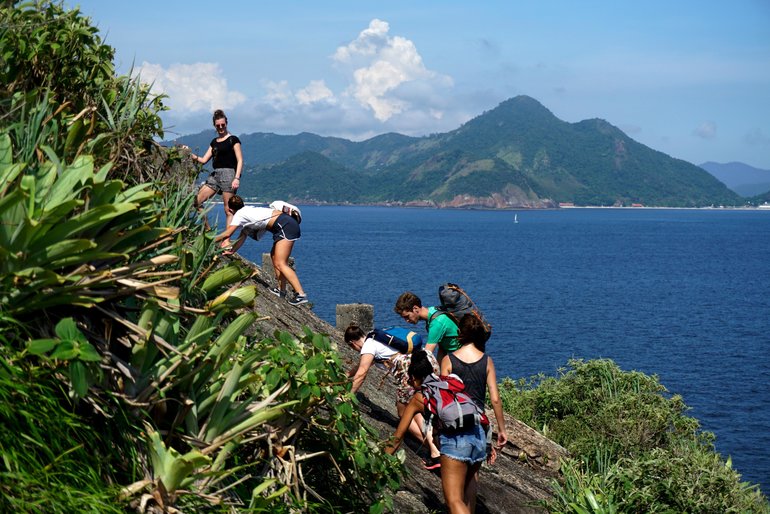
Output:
[{"xmin": 203, "ymin": 168, "xmax": 236, "ymax": 194}]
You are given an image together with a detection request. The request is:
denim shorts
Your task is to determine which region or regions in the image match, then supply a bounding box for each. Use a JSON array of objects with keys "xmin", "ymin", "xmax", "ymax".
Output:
[{"xmin": 438, "ymin": 423, "xmax": 487, "ymax": 464}]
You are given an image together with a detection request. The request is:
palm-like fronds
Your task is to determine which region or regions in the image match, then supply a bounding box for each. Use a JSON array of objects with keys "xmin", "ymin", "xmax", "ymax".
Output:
[{"xmin": 2, "ymin": 3, "xmax": 404, "ymax": 512}]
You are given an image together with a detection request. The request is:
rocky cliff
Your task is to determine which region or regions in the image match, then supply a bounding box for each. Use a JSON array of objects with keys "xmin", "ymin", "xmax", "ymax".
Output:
[{"xmin": 230, "ymin": 253, "xmax": 568, "ymax": 513}]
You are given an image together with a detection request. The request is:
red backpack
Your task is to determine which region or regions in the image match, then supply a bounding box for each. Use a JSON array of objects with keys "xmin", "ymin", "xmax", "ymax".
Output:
[{"xmin": 419, "ymin": 373, "xmax": 489, "ymax": 432}]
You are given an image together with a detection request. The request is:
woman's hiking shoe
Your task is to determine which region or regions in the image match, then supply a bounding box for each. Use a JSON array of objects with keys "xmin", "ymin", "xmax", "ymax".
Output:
[
  {"xmin": 269, "ymin": 287, "xmax": 286, "ymax": 298},
  {"xmin": 423, "ymin": 456, "xmax": 441, "ymax": 470},
  {"xmin": 288, "ymin": 294, "xmax": 308, "ymax": 306}
]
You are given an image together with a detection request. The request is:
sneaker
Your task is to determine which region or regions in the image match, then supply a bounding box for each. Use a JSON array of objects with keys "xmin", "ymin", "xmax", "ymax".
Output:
[
  {"xmin": 423, "ymin": 456, "xmax": 441, "ymax": 470},
  {"xmin": 269, "ymin": 287, "xmax": 286, "ymax": 298},
  {"xmin": 288, "ymin": 294, "xmax": 308, "ymax": 306}
]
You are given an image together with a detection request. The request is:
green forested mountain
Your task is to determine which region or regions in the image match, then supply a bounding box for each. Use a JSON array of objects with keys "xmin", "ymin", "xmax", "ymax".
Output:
[{"xmin": 173, "ymin": 96, "xmax": 743, "ymax": 207}]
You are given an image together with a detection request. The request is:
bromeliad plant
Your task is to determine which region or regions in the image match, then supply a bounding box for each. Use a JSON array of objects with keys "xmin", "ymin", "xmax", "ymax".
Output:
[
  {"xmin": 2, "ymin": 127, "xmax": 402, "ymax": 511},
  {"xmin": 0, "ymin": 133, "xmax": 180, "ymax": 317}
]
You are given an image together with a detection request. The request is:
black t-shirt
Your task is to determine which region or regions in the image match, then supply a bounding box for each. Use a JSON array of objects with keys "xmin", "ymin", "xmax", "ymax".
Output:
[{"xmin": 210, "ymin": 135, "xmax": 241, "ymax": 169}]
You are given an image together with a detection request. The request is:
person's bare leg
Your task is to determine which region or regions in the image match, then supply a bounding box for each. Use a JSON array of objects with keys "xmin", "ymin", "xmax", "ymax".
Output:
[
  {"xmin": 195, "ymin": 185, "xmax": 217, "ymax": 229},
  {"xmin": 222, "ymin": 191, "xmax": 234, "ymax": 226},
  {"xmin": 466, "ymin": 463, "xmax": 482, "ymax": 513},
  {"xmin": 440, "ymin": 456, "xmax": 471, "ymax": 514},
  {"xmin": 395, "ymin": 403, "xmax": 441, "ymax": 459},
  {"xmin": 271, "ymin": 240, "xmax": 304, "ymax": 295},
  {"xmin": 414, "ymin": 412, "xmax": 441, "ymax": 459}
]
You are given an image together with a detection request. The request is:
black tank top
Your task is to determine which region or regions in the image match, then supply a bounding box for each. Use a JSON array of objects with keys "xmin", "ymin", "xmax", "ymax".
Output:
[{"xmin": 449, "ymin": 353, "xmax": 488, "ymax": 409}]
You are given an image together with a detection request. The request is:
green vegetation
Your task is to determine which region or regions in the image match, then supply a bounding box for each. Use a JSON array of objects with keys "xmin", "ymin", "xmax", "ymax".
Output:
[
  {"xmin": 178, "ymin": 95, "xmax": 743, "ymax": 207},
  {"xmin": 499, "ymin": 359, "xmax": 769, "ymax": 513},
  {"xmin": 1, "ymin": 2, "xmax": 401, "ymax": 512},
  {"xmin": 238, "ymin": 151, "xmax": 368, "ymax": 202}
]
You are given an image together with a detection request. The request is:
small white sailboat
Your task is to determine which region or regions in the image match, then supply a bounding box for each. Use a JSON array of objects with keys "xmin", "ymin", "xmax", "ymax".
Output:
[{"xmin": 514, "ymin": 213, "xmax": 519, "ymax": 224}]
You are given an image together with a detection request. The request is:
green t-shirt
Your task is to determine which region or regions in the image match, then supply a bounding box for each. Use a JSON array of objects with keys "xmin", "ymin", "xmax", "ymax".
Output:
[{"xmin": 425, "ymin": 306, "xmax": 460, "ymax": 352}]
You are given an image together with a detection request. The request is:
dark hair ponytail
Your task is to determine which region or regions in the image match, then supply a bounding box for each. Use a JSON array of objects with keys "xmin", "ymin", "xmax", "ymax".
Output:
[
  {"xmin": 228, "ymin": 194, "xmax": 244, "ymax": 212},
  {"xmin": 407, "ymin": 350, "xmax": 434, "ymax": 381}
]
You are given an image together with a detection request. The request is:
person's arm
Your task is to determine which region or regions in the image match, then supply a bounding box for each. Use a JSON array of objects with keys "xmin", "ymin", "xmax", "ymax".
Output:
[
  {"xmin": 436, "ymin": 346, "xmax": 447, "ymax": 365},
  {"xmin": 350, "ymin": 353, "xmax": 374, "ymax": 393},
  {"xmin": 232, "ymin": 141, "xmax": 243, "ymax": 190},
  {"xmin": 214, "ymin": 224, "xmax": 239, "ymax": 244},
  {"xmin": 486, "ymin": 356, "xmax": 508, "ymax": 449},
  {"xmin": 439, "ymin": 354, "xmax": 452, "ymax": 376},
  {"xmin": 385, "ymin": 392, "xmax": 424, "ymax": 455},
  {"xmin": 425, "ymin": 314, "xmax": 446, "ymax": 359},
  {"xmin": 190, "ymin": 146, "xmax": 213, "ymax": 165},
  {"xmin": 223, "ymin": 230, "xmax": 248, "ymax": 254}
]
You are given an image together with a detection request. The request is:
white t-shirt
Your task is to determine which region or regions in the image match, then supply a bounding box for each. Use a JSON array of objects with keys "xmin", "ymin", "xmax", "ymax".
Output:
[
  {"xmin": 230, "ymin": 206, "xmax": 275, "ymax": 241},
  {"xmin": 360, "ymin": 336, "xmax": 398, "ymax": 369}
]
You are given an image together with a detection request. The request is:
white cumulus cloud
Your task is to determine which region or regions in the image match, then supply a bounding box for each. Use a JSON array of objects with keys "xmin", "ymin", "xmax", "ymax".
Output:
[
  {"xmin": 333, "ymin": 19, "xmax": 453, "ymax": 121},
  {"xmin": 134, "ymin": 62, "xmax": 246, "ymax": 113},
  {"xmin": 296, "ymin": 80, "xmax": 335, "ymax": 105},
  {"xmin": 262, "ymin": 79, "xmax": 335, "ymax": 108}
]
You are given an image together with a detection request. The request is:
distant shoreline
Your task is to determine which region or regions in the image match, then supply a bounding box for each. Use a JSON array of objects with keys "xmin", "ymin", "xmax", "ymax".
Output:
[{"xmin": 212, "ymin": 199, "xmax": 770, "ymax": 211}]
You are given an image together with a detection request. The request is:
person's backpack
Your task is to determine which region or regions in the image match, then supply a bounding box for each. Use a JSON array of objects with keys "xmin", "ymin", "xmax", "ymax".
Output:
[
  {"xmin": 420, "ymin": 373, "xmax": 489, "ymax": 432},
  {"xmin": 430, "ymin": 283, "xmax": 492, "ymax": 343},
  {"xmin": 367, "ymin": 327, "xmax": 423, "ymax": 354}
]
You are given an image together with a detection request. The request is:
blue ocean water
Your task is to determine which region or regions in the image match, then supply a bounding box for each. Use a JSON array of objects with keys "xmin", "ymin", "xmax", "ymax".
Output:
[{"xmin": 235, "ymin": 206, "xmax": 770, "ymax": 492}]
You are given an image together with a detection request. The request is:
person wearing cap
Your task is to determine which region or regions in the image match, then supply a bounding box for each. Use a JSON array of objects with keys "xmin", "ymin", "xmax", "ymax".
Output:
[{"xmin": 214, "ymin": 195, "xmax": 308, "ymax": 306}]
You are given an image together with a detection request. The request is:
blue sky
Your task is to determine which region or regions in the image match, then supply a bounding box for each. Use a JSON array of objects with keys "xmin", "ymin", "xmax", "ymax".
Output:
[{"xmin": 66, "ymin": 1, "xmax": 770, "ymax": 169}]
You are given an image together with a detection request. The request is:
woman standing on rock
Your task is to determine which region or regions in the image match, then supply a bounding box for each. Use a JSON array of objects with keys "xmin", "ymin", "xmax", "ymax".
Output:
[{"xmin": 188, "ymin": 109, "xmax": 243, "ymax": 227}]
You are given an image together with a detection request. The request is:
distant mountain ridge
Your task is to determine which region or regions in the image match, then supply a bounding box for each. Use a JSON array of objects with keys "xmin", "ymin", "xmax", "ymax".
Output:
[
  {"xmin": 170, "ymin": 96, "xmax": 742, "ymax": 208},
  {"xmin": 699, "ymin": 161, "xmax": 770, "ymax": 197}
]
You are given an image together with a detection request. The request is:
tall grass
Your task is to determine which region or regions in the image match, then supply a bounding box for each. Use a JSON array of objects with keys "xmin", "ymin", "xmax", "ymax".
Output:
[{"xmin": 0, "ymin": 355, "xmax": 126, "ymax": 513}]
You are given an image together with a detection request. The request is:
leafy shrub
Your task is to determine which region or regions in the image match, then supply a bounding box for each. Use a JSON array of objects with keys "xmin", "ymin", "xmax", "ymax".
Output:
[
  {"xmin": 1, "ymin": 1, "xmax": 167, "ymax": 184},
  {"xmin": 500, "ymin": 359, "xmax": 769, "ymax": 513}
]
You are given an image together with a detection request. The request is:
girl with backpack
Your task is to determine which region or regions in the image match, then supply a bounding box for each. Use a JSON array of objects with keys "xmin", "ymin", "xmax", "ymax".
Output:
[
  {"xmin": 439, "ymin": 313, "xmax": 508, "ymax": 513},
  {"xmin": 344, "ymin": 324, "xmax": 443, "ymax": 469},
  {"xmin": 385, "ymin": 345, "xmax": 507, "ymax": 514}
]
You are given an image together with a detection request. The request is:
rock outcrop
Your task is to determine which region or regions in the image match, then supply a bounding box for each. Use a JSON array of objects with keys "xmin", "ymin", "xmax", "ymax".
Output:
[{"xmin": 230, "ymin": 253, "xmax": 567, "ymax": 513}]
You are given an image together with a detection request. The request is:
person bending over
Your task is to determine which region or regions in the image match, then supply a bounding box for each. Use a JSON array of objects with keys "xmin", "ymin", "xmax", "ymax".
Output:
[
  {"xmin": 344, "ymin": 324, "xmax": 442, "ymax": 470},
  {"xmin": 394, "ymin": 291, "xmax": 460, "ymax": 364},
  {"xmin": 214, "ymin": 195, "xmax": 307, "ymax": 306}
]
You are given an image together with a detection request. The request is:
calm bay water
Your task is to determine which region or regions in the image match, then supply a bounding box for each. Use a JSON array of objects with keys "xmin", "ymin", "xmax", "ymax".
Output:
[{"xmin": 234, "ymin": 206, "xmax": 770, "ymax": 492}]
